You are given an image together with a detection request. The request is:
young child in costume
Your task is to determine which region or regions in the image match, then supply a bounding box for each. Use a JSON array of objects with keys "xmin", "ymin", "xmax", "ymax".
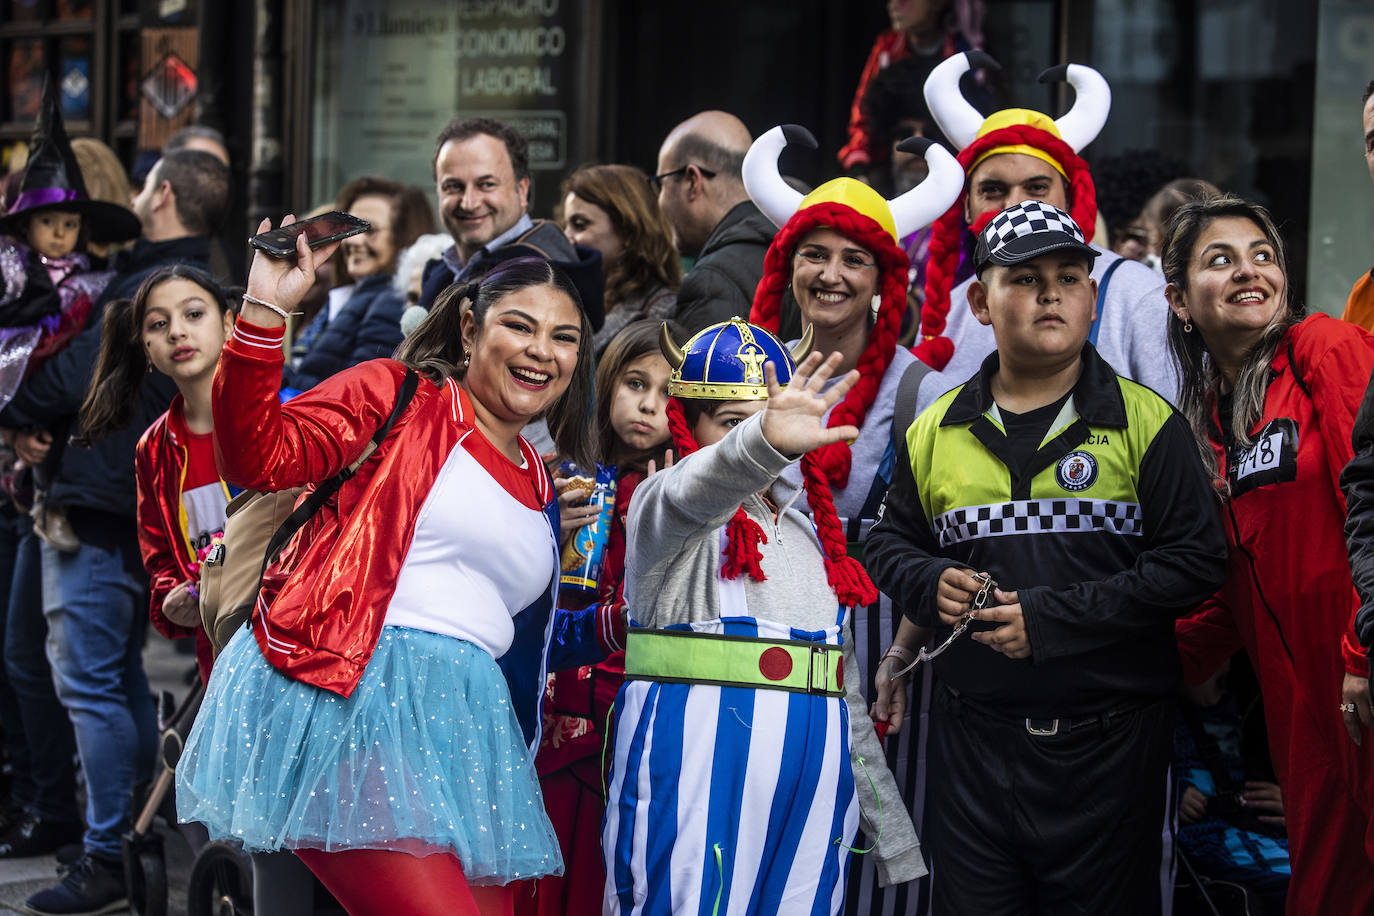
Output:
[
  {"xmin": 603, "ymin": 318, "xmax": 925, "ymax": 914},
  {"xmin": 867, "ymin": 201, "xmax": 1226, "ymax": 914},
  {"xmin": 76, "ymin": 265, "xmax": 234, "ymax": 684},
  {"xmin": 0, "ymin": 78, "xmax": 140, "ymax": 410},
  {"xmin": 527, "ymin": 318, "xmax": 678, "ymax": 916}
]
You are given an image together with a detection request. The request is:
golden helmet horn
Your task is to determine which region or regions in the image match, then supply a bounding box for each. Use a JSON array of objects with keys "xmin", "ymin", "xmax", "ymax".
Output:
[
  {"xmin": 659, "ymin": 321, "xmax": 686, "ymax": 371},
  {"xmin": 789, "ymin": 323, "xmax": 814, "ymax": 365}
]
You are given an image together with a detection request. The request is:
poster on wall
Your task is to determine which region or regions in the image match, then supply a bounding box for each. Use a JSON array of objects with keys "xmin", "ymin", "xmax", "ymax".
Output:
[{"xmin": 311, "ymin": 0, "xmax": 589, "ymax": 214}]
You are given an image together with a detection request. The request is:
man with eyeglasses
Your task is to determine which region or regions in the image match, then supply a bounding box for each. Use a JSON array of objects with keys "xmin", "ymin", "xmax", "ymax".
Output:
[{"xmin": 654, "ymin": 111, "xmax": 799, "ymax": 337}]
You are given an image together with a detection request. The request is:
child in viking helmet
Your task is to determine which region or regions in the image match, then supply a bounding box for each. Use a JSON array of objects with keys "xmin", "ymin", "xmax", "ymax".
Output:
[{"xmin": 602, "ymin": 318, "xmax": 925, "ymax": 915}]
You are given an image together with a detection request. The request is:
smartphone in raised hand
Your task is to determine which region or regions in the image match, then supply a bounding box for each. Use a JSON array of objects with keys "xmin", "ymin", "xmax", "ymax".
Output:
[{"xmin": 249, "ymin": 211, "xmax": 370, "ymax": 259}]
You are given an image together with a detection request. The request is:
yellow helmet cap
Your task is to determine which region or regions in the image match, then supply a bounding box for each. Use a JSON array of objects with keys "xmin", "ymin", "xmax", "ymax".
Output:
[
  {"xmin": 968, "ymin": 109, "xmax": 1068, "ymax": 177},
  {"xmin": 796, "ymin": 177, "xmax": 898, "ymax": 242}
]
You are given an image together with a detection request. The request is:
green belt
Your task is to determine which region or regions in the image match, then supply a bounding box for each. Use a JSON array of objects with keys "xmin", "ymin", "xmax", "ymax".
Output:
[{"xmin": 624, "ymin": 628, "xmax": 845, "ymax": 697}]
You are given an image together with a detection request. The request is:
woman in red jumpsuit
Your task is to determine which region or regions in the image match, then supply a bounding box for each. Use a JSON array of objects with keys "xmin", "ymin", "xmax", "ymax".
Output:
[{"xmin": 1165, "ymin": 195, "xmax": 1374, "ymax": 915}]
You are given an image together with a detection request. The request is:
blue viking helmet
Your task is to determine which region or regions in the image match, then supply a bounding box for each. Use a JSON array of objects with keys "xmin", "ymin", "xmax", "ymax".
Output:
[{"xmin": 659, "ymin": 318, "xmax": 814, "ymax": 400}]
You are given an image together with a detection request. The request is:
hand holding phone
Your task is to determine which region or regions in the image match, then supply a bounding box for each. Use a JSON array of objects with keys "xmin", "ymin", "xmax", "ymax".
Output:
[
  {"xmin": 249, "ymin": 210, "xmax": 370, "ymax": 259},
  {"xmin": 242, "ymin": 215, "xmax": 341, "ymax": 325}
]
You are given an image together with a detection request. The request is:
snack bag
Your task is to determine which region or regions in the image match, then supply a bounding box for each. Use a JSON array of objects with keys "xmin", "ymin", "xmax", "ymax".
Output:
[{"xmin": 559, "ymin": 462, "xmax": 617, "ymax": 594}]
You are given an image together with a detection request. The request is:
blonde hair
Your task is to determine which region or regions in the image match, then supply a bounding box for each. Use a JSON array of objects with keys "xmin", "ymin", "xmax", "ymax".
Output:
[{"xmin": 71, "ymin": 138, "xmax": 132, "ymax": 207}]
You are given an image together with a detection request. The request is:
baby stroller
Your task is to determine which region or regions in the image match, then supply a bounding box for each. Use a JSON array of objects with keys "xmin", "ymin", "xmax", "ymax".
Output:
[
  {"xmin": 121, "ymin": 676, "xmax": 344, "ymax": 916},
  {"xmin": 121, "ymin": 679, "xmax": 253, "ymax": 916}
]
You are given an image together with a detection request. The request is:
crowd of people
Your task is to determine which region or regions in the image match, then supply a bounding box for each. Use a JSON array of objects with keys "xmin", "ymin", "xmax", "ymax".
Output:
[{"xmin": 1, "ymin": 2, "xmax": 1374, "ymax": 915}]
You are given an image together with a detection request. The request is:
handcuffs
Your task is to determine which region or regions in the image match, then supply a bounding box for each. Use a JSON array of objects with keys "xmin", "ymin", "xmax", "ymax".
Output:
[{"xmin": 887, "ymin": 572, "xmax": 996, "ymax": 678}]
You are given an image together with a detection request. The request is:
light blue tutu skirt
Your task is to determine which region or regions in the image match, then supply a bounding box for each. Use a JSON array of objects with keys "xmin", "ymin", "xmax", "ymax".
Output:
[{"xmin": 176, "ymin": 625, "xmax": 563, "ymax": 885}]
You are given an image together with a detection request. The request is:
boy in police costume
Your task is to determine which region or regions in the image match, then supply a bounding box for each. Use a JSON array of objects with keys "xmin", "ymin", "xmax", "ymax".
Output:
[{"xmin": 866, "ymin": 201, "xmax": 1227, "ymax": 915}]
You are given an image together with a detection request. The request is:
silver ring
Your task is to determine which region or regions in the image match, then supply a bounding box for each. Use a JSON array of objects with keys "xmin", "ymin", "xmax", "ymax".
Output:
[{"xmin": 1340, "ymin": 702, "xmax": 1358, "ymax": 714}]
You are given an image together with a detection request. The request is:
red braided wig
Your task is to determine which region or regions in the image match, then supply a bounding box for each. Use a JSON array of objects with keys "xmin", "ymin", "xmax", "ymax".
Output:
[
  {"xmin": 913, "ymin": 124, "xmax": 1097, "ymax": 370},
  {"xmin": 749, "ymin": 201, "xmax": 909, "ymax": 492},
  {"xmin": 664, "ymin": 394, "xmax": 877, "ymax": 606},
  {"xmin": 665, "ymin": 396, "xmax": 767, "ymax": 582}
]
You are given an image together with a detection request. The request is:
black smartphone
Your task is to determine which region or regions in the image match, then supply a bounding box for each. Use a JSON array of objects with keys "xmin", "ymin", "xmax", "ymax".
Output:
[{"xmin": 249, "ymin": 210, "xmax": 370, "ymax": 259}]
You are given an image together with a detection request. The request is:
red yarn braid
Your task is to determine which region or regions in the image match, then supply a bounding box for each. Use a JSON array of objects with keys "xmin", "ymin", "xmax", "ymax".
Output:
[
  {"xmin": 749, "ymin": 201, "xmax": 909, "ymax": 492},
  {"xmin": 665, "ymin": 396, "xmax": 767, "ymax": 582},
  {"xmin": 913, "ymin": 124, "xmax": 1097, "ymax": 371}
]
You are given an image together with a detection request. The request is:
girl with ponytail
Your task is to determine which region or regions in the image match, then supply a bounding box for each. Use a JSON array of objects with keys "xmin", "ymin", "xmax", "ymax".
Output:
[
  {"xmin": 78, "ymin": 264, "xmax": 234, "ymax": 682},
  {"xmin": 601, "ymin": 318, "xmax": 925, "ymax": 914}
]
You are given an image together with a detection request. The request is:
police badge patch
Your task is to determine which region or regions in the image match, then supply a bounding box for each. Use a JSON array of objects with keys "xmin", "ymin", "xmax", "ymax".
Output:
[{"xmin": 1056, "ymin": 450, "xmax": 1098, "ymax": 492}]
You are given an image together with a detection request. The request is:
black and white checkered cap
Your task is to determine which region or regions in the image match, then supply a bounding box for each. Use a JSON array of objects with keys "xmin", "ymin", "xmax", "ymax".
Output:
[{"xmin": 974, "ymin": 201, "xmax": 1099, "ymax": 274}]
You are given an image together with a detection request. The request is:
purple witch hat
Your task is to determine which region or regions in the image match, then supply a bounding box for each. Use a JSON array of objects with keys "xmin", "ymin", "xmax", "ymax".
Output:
[{"xmin": 0, "ymin": 76, "xmax": 140, "ymax": 245}]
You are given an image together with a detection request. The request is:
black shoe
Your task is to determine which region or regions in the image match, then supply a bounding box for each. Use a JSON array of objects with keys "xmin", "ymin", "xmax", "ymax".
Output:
[
  {"xmin": 54, "ymin": 842, "xmax": 83, "ymax": 867},
  {"xmin": 0, "ymin": 813, "xmax": 83, "ymax": 858},
  {"xmin": 24, "ymin": 853, "xmax": 126, "ymax": 915}
]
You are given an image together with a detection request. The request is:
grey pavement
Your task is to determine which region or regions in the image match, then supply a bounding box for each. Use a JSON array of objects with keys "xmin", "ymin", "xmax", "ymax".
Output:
[{"xmin": 0, "ymin": 635, "xmax": 196, "ymax": 915}]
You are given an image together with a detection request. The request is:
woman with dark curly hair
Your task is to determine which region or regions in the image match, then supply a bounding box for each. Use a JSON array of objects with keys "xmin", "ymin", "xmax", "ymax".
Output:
[{"xmin": 560, "ymin": 164, "xmax": 681, "ymax": 356}]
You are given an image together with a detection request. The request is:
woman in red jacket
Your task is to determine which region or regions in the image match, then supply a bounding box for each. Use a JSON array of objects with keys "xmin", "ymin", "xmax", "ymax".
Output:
[
  {"xmin": 1165, "ymin": 196, "xmax": 1374, "ymax": 915},
  {"xmin": 174, "ymin": 221, "xmax": 605, "ymax": 916},
  {"xmin": 77, "ymin": 265, "xmax": 235, "ymax": 683}
]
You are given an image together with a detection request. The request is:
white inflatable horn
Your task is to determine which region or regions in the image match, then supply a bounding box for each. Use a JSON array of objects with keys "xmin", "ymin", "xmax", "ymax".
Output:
[
  {"xmin": 1038, "ymin": 63, "xmax": 1111, "ymax": 152},
  {"xmin": 743, "ymin": 126, "xmax": 965, "ymax": 239},
  {"xmin": 741, "ymin": 124, "xmax": 815, "ymax": 230},
  {"xmin": 890, "ymin": 138, "xmax": 965, "ymax": 237},
  {"xmin": 923, "ymin": 50, "xmax": 1001, "ymax": 150}
]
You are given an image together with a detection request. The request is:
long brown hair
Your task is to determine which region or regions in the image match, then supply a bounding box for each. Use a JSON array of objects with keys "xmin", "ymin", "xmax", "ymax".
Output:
[
  {"xmin": 395, "ymin": 257, "xmax": 596, "ymax": 469},
  {"xmin": 593, "ymin": 319, "xmax": 682, "ymax": 469},
  {"xmin": 76, "ymin": 265, "xmax": 231, "ymax": 445},
  {"xmin": 559, "ymin": 164, "xmax": 682, "ymax": 308},
  {"xmin": 1161, "ymin": 195, "xmax": 1304, "ymax": 489}
]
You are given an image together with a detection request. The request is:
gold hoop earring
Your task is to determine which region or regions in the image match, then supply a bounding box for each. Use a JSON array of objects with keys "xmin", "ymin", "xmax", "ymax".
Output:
[{"xmin": 1183, "ymin": 321, "xmax": 1193, "ymax": 333}]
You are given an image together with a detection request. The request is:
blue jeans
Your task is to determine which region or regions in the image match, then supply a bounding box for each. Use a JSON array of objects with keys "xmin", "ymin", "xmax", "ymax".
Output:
[
  {"xmin": 42, "ymin": 540, "xmax": 157, "ymax": 858},
  {"xmin": 2, "ymin": 518, "xmax": 77, "ymax": 822}
]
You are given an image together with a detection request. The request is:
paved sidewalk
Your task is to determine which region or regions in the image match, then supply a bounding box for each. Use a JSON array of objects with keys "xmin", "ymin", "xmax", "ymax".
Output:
[{"xmin": 0, "ymin": 635, "xmax": 196, "ymax": 915}]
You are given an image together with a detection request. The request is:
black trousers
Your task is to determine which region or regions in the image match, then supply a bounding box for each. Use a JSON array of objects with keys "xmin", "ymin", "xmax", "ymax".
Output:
[{"xmin": 926, "ymin": 686, "xmax": 1174, "ymax": 916}]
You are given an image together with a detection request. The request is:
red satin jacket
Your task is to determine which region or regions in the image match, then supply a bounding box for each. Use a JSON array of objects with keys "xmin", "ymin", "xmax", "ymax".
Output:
[
  {"xmin": 212, "ymin": 319, "xmax": 616, "ymax": 712},
  {"xmin": 134, "ymin": 394, "xmax": 216, "ymax": 679},
  {"xmin": 1175, "ymin": 314, "xmax": 1374, "ymax": 900}
]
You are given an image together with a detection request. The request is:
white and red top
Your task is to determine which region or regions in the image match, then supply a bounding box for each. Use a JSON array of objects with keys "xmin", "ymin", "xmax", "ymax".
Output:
[{"xmin": 384, "ymin": 418, "xmax": 557, "ymax": 658}]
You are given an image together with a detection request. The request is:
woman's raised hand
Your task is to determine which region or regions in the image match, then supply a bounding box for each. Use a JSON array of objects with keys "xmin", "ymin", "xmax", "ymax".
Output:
[
  {"xmin": 244, "ymin": 216, "xmax": 342, "ymax": 322},
  {"xmin": 759, "ymin": 351, "xmax": 859, "ymax": 457}
]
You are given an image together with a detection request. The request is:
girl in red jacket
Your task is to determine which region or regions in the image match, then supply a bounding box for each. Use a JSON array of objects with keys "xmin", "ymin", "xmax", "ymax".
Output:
[
  {"xmin": 78, "ymin": 264, "xmax": 234, "ymax": 683},
  {"xmin": 1165, "ymin": 195, "xmax": 1374, "ymax": 915}
]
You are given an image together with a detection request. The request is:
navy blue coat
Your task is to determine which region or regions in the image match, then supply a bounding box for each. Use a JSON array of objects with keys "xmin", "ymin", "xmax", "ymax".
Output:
[{"xmin": 284, "ymin": 274, "xmax": 406, "ymax": 392}]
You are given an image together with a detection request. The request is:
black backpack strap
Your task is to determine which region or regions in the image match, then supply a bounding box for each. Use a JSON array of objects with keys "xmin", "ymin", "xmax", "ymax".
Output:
[
  {"xmin": 893, "ymin": 358, "xmax": 935, "ymax": 442},
  {"xmin": 259, "ymin": 367, "xmax": 420, "ymax": 579}
]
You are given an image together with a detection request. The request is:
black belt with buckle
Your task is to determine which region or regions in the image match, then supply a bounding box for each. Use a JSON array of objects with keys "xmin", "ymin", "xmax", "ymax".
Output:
[{"xmin": 945, "ymin": 685, "xmax": 1147, "ymax": 736}]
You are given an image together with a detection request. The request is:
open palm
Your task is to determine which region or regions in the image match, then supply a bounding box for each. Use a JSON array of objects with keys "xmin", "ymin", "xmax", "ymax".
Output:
[
  {"xmin": 245, "ymin": 215, "xmax": 342, "ymax": 314},
  {"xmin": 759, "ymin": 351, "xmax": 860, "ymax": 457}
]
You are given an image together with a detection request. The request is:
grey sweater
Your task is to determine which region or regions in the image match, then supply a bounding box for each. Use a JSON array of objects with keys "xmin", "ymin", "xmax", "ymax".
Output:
[
  {"xmin": 917, "ymin": 245, "xmax": 1178, "ymax": 413},
  {"xmin": 625, "ymin": 411, "xmax": 926, "ymax": 886}
]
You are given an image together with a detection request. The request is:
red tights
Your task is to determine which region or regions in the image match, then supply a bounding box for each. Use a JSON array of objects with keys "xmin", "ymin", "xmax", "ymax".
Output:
[{"xmin": 295, "ymin": 848, "xmax": 515, "ymax": 916}]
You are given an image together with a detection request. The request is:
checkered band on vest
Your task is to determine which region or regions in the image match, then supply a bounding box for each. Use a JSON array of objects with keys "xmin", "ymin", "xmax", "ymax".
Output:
[
  {"xmin": 983, "ymin": 200, "xmax": 1084, "ymax": 253},
  {"xmin": 933, "ymin": 498, "xmax": 1142, "ymax": 547}
]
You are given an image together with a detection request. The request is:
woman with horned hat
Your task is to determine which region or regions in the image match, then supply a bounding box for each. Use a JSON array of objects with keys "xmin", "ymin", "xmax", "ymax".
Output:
[
  {"xmin": 603, "ymin": 319, "xmax": 926, "ymax": 914},
  {"xmin": 742, "ymin": 125, "xmax": 963, "ymax": 911},
  {"xmin": 914, "ymin": 51, "xmax": 1177, "ymax": 408}
]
